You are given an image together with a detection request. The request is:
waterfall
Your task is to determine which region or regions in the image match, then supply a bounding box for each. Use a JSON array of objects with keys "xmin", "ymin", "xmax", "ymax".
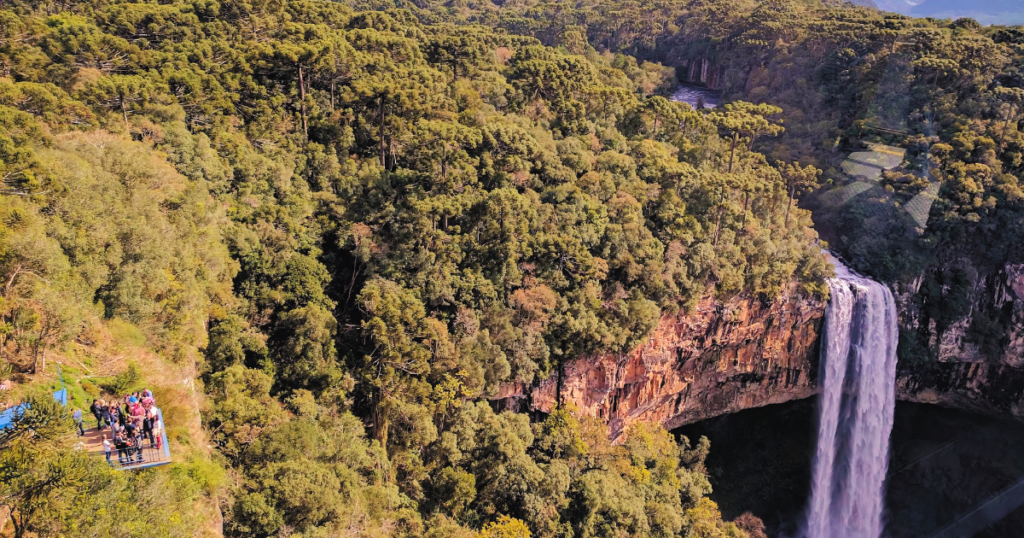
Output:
[{"xmin": 803, "ymin": 258, "xmax": 899, "ymax": 538}]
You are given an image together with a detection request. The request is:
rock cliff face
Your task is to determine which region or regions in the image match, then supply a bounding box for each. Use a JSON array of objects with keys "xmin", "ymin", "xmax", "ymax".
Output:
[
  {"xmin": 496, "ymin": 260, "xmax": 1024, "ymax": 440},
  {"xmin": 896, "ymin": 262, "xmax": 1024, "ymax": 418},
  {"xmin": 497, "ymin": 285, "xmax": 825, "ymax": 440}
]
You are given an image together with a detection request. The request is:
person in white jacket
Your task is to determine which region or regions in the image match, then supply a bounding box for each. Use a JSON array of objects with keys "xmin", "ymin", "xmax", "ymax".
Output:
[
  {"xmin": 102, "ymin": 435, "xmax": 113, "ymax": 466},
  {"xmin": 152, "ymin": 415, "xmax": 163, "ymax": 450}
]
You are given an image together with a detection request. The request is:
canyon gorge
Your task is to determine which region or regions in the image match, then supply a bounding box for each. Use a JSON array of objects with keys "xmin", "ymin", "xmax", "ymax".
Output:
[{"xmin": 497, "ymin": 258, "xmax": 1024, "ymax": 439}]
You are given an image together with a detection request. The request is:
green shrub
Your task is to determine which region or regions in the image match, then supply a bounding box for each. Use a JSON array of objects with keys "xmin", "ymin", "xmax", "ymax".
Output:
[
  {"xmin": 101, "ymin": 362, "xmax": 142, "ymax": 395},
  {"xmin": 969, "ymin": 311, "xmax": 1008, "ymax": 362},
  {"xmin": 80, "ymin": 379, "xmax": 99, "ymax": 397},
  {"xmin": 183, "ymin": 457, "xmax": 227, "ymax": 497},
  {"xmin": 108, "ymin": 319, "xmax": 147, "ymax": 348},
  {"xmin": 896, "ymin": 327, "xmax": 933, "ymax": 372}
]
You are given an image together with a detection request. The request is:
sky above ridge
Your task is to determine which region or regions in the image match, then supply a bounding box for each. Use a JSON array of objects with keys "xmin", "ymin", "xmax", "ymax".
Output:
[{"xmin": 872, "ymin": 0, "xmax": 1024, "ymax": 25}]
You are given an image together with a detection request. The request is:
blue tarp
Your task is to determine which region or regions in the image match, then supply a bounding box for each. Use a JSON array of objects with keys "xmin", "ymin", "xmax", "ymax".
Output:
[
  {"xmin": 0, "ymin": 388, "xmax": 67, "ymax": 430},
  {"xmin": 0, "ymin": 403, "xmax": 29, "ymax": 430}
]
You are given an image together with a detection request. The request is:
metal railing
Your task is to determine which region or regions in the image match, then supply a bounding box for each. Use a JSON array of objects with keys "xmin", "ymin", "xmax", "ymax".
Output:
[{"xmin": 93, "ymin": 409, "xmax": 172, "ymax": 471}]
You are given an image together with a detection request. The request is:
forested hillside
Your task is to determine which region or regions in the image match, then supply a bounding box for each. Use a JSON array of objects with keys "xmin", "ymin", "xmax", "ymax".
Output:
[
  {"xmin": 0, "ymin": 0, "xmax": 830, "ymax": 536},
  {"xmin": 353, "ymin": 0, "xmax": 1024, "ymax": 275},
  {"xmin": 362, "ymin": 0, "xmax": 1024, "ymax": 368},
  {"xmin": 7, "ymin": 0, "xmax": 1020, "ymax": 534}
]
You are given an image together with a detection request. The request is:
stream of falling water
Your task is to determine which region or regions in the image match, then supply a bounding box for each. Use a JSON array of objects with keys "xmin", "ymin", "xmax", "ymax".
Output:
[{"xmin": 803, "ymin": 258, "xmax": 899, "ymax": 538}]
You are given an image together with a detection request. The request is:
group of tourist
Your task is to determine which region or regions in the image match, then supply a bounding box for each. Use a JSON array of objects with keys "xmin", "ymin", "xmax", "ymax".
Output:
[{"xmin": 81, "ymin": 390, "xmax": 163, "ymax": 466}]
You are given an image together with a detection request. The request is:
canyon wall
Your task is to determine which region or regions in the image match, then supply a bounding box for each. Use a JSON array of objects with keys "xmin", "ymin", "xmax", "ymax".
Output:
[
  {"xmin": 496, "ymin": 261, "xmax": 1024, "ymax": 440},
  {"xmin": 680, "ymin": 57, "xmax": 724, "ymax": 89},
  {"xmin": 895, "ymin": 262, "xmax": 1024, "ymax": 419},
  {"xmin": 497, "ymin": 284, "xmax": 825, "ymax": 440}
]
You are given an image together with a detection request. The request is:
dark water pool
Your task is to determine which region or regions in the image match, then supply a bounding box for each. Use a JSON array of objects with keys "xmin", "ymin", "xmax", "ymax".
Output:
[{"xmin": 674, "ymin": 400, "xmax": 1024, "ymax": 537}]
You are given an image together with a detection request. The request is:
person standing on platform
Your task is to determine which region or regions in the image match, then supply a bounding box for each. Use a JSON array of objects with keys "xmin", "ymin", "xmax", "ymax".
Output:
[
  {"xmin": 90, "ymin": 399, "xmax": 105, "ymax": 430},
  {"xmin": 102, "ymin": 435, "xmax": 113, "ymax": 466},
  {"xmin": 107, "ymin": 404, "xmax": 120, "ymax": 435},
  {"xmin": 115, "ymin": 430, "xmax": 129, "ymax": 464},
  {"xmin": 152, "ymin": 413, "xmax": 163, "ymax": 450},
  {"xmin": 72, "ymin": 408, "xmax": 84, "ymax": 436},
  {"xmin": 120, "ymin": 400, "xmax": 130, "ymax": 425},
  {"xmin": 142, "ymin": 412, "xmax": 155, "ymax": 447}
]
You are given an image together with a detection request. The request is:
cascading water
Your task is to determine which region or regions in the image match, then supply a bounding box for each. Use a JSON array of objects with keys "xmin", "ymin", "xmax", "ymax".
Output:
[{"xmin": 803, "ymin": 258, "xmax": 899, "ymax": 538}]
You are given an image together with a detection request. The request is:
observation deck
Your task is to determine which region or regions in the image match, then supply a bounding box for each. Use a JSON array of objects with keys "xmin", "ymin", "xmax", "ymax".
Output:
[{"xmin": 79, "ymin": 408, "xmax": 172, "ymax": 471}]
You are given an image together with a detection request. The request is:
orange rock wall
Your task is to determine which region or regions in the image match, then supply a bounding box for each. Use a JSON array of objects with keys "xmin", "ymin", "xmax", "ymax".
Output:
[{"xmin": 497, "ymin": 286, "xmax": 825, "ymax": 440}]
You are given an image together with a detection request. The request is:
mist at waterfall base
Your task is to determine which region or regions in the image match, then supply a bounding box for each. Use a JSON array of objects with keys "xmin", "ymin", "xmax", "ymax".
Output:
[
  {"xmin": 802, "ymin": 260, "xmax": 899, "ymax": 538},
  {"xmin": 671, "ymin": 83, "xmax": 721, "ymax": 109}
]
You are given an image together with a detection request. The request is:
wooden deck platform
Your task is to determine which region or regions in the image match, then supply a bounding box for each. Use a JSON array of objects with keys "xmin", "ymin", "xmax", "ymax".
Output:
[{"xmin": 78, "ymin": 410, "xmax": 171, "ymax": 471}]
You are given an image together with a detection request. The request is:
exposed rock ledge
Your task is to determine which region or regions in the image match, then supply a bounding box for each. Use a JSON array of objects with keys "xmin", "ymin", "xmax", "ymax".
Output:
[
  {"xmin": 496, "ymin": 285, "xmax": 825, "ymax": 440},
  {"xmin": 495, "ymin": 262, "xmax": 1024, "ymax": 440}
]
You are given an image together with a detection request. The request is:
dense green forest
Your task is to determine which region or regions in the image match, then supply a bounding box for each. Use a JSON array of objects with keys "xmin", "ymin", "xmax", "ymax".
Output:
[
  {"xmin": 1, "ymin": 0, "xmax": 1021, "ymax": 536},
  {"xmin": 349, "ymin": 0, "xmax": 1024, "ymax": 280},
  {"xmin": 373, "ymin": 0, "xmax": 1024, "ymax": 366},
  {"xmin": 0, "ymin": 0, "xmax": 829, "ymax": 536}
]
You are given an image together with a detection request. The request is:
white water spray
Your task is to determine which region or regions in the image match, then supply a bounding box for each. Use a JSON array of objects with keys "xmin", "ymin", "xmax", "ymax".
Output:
[{"xmin": 803, "ymin": 258, "xmax": 899, "ymax": 538}]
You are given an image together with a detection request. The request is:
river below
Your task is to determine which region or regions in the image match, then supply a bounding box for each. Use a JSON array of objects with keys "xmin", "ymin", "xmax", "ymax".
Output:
[{"xmin": 671, "ymin": 83, "xmax": 722, "ymax": 109}]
